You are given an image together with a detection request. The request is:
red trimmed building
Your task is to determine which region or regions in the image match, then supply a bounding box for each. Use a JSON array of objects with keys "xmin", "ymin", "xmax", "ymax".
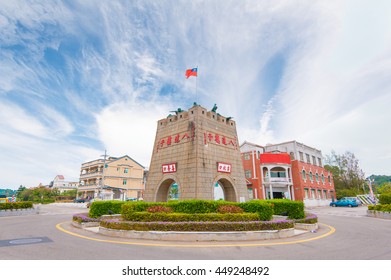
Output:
[{"xmin": 241, "ymin": 140, "xmax": 335, "ymax": 207}]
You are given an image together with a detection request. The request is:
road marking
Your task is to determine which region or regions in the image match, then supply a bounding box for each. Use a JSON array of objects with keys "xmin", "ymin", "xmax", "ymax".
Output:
[
  {"xmin": 56, "ymin": 222, "xmax": 335, "ymax": 248},
  {"xmin": 0, "ymin": 237, "xmax": 53, "ymax": 247}
]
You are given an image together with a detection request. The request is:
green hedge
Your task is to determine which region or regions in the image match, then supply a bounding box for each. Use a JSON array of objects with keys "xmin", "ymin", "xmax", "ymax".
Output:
[
  {"xmin": 0, "ymin": 201, "xmax": 33, "ymax": 210},
  {"xmin": 121, "ymin": 200, "xmax": 274, "ymax": 221},
  {"xmin": 100, "ymin": 220, "xmax": 294, "ymax": 232},
  {"xmin": 122, "ymin": 202, "xmax": 172, "ymax": 213},
  {"xmin": 368, "ymin": 204, "xmax": 391, "ymax": 212},
  {"xmin": 88, "ymin": 200, "xmax": 126, "ymax": 218},
  {"xmin": 238, "ymin": 201, "xmax": 273, "ymax": 220},
  {"xmin": 266, "ymin": 199, "xmax": 305, "ymax": 219},
  {"xmin": 122, "ymin": 212, "xmax": 261, "ymax": 222},
  {"xmin": 379, "ymin": 193, "xmax": 391, "ymax": 205},
  {"xmin": 91, "ymin": 199, "xmax": 304, "ymax": 221},
  {"xmin": 168, "ymin": 200, "xmax": 234, "ymax": 213}
]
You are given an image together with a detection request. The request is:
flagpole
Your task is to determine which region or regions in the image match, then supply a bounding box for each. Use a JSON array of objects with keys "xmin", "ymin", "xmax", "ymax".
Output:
[{"xmin": 195, "ymin": 66, "xmax": 198, "ymax": 105}]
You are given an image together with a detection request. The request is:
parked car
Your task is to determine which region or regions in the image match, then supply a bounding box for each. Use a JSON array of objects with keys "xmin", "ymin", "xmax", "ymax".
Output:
[
  {"xmin": 74, "ymin": 198, "xmax": 85, "ymax": 203},
  {"xmin": 330, "ymin": 197, "xmax": 359, "ymax": 207},
  {"xmin": 345, "ymin": 197, "xmax": 362, "ymax": 206}
]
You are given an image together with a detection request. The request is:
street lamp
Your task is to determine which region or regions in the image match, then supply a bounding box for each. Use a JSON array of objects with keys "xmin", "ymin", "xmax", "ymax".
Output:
[{"xmin": 100, "ymin": 149, "xmax": 109, "ymax": 200}]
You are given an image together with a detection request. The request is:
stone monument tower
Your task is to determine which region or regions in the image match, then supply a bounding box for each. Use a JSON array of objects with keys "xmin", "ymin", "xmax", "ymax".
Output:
[{"xmin": 144, "ymin": 104, "xmax": 249, "ymax": 202}]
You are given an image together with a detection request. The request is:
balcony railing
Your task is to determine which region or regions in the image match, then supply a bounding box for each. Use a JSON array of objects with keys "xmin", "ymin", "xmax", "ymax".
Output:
[
  {"xmin": 263, "ymin": 177, "xmax": 292, "ymax": 184},
  {"xmin": 80, "ymin": 171, "xmax": 103, "ymax": 179},
  {"xmin": 81, "ymin": 160, "xmax": 104, "ymax": 168}
]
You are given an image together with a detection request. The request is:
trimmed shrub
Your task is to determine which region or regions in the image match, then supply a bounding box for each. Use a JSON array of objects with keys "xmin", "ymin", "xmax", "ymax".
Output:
[
  {"xmin": 0, "ymin": 201, "xmax": 33, "ymax": 210},
  {"xmin": 239, "ymin": 200, "xmax": 273, "ymax": 220},
  {"xmin": 100, "ymin": 219, "xmax": 294, "ymax": 232},
  {"xmin": 122, "ymin": 201, "xmax": 168, "ymax": 213},
  {"xmin": 379, "ymin": 193, "xmax": 391, "ymax": 205},
  {"xmin": 266, "ymin": 199, "xmax": 305, "ymax": 219},
  {"xmin": 89, "ymin": 200, "xmax": 125, "ymax": 218},
  {"xmin": 73, "ymin": 213, "xmax": 100, "ymax": 223},
  {"xmin": 217, "ymin": 205, "xmax": 243, "ymax": 214},
  {"xmin": 168, "ymin": 200, "xmax": 220, "ymax": 213},
  {"xmin": 146, "ymin": 205, "xmax": 173, "ymax": 213},
  {"xmin": 122, "ymin": 212, "xmax": 260, "ymax": 222},
  {"xmin": 121, "ymin": 200, "xmax": 279, "ymax": 221},
  {"xmin": 294, "ymin": 213, "xmax": 318, "ymax": 224},
  {"xmin": 368, "ymin": 204, "xmax": 391, "ymax": 212}
]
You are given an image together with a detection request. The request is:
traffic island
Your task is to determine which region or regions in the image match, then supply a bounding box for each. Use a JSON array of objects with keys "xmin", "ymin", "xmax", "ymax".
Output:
[{"xmin": 72, "ymin": 200, "xmax": 319, "ymax": 241}]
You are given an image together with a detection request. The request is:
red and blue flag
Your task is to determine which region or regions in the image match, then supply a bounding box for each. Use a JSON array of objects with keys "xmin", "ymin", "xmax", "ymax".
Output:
[{"xmin": 185, "ymin": 68, "xmax": 198, "ymax": 79}]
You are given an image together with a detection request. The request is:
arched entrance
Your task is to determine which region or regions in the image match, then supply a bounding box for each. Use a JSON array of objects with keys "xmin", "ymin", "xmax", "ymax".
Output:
[
  {"xmin": 155, "ymin": 178, "xmax": 180, "ymax": 202},
  {"xmin": 213, "ymin": 177, "xmax": 237, "ymax": 202}
]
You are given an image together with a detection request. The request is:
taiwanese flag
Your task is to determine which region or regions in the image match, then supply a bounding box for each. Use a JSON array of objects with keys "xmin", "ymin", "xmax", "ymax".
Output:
[{"xmin": 185, "ymin": 68, "xmax": 198, "ymax": 79}]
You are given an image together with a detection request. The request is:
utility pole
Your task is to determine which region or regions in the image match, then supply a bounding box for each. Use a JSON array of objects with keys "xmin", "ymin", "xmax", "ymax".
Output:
[{"xmin": 100, "ymin": 149, "xmax": 109, "ymax": 200}]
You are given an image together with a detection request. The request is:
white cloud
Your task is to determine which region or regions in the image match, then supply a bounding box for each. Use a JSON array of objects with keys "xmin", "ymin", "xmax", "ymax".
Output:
[
  {"xmin": 1, "ymin": 0, "xmax": 391, "ymax": 189},
  {"xmin": 96, "ymin": 101, "xmax": 171, "ymax": 168},
  {"xmin": 0, "ymin": 101, "xmax": 49, "ymax": 138}
]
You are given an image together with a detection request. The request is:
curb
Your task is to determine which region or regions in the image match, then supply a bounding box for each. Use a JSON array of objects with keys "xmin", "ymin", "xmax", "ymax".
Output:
[{"xmin": 98, "ymin": 226, "xmax": 295, "ymax": 241}]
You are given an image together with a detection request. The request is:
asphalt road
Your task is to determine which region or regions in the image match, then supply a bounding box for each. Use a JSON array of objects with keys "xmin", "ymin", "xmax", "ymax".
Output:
[{"xmin": 0, "ymin": 203, "xmax": 390, "ymax": 260}]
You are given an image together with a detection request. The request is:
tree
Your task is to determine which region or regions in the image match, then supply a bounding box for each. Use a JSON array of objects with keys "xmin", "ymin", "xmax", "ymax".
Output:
[
  {"xmin": 377, "ymin": 182, "xmax": 391, "ymax": 194},
  {"xmin": 324, "ymin": 150, "xmax": 366, "ymax": 196}
]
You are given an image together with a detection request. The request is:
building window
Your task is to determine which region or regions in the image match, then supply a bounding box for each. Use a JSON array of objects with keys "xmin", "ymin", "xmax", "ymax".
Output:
[
  {"xmin": 306, "ymin": 154, "xmax": 311, "ymax": 163},
  {"xmin": 299, "ymin": 152, "xmax": 304, "ymax": 161},
  {"xmin": 122, "ymin": 179, "xmax": 127, "ymax": 185},
  {"xmin": 302, "ymin": 170, "xmax": 306, "ymax": 180},
  {"xmin": 304, "ymin": 188, "xmax": 309, "ymax": 199},
  {"xmin": 271, "ymin": 171, "xmax": 286, "ymax": 178},
  {"xmin": 323, "ymin": 190, "xmax": 327, "ymax": 199},
  {"xmin": 317, "ymin": 189, "xmax": 321, "ymax": 199},
  {"xmin": 321, "ymin": 174, "xmax": 325, "ymax": 184},
  {"xmin": 290, "ymin": 152, "xmax": 295, "ymax": 160},
  {"xmin": 328, "ymin": 175, "xmax": 331, "ymax": 183},
  {"xmin": 312, "ymin": 156, "xmax": 317, "ymax": 166},
  {"xmin": 124, "ymin": 168, "xmax": 129, "ymax": 173},
  {"xmin": 245, "ymin": 170, "xmax": 252, "ymax": 178},
  {"xmin": 244, "ymin": 153, "xmax": 250, "ymax": 160},
  {"xmin": 309, "ymin": 171, "xmax": 313, "ymax": 181},
  {"xmin": 311, "ymin": 189, "xmax": 315, "ymax": 199},
  {"xmin": 315, "ymin": 173, "xmax": 319, "ymax": 182},
  {"xmin": 318, "ymin": 157, "xmax": 322, "ymax": 166}
]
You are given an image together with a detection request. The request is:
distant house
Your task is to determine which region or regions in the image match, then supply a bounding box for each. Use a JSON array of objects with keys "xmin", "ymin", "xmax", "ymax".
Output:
[
  {"xmin": 78, "ymin": 155, "xmax": 145, "ymax": 201},
  {"xmin": 51, "ymin": 175, "xmax": 78, "ymax": 193}
]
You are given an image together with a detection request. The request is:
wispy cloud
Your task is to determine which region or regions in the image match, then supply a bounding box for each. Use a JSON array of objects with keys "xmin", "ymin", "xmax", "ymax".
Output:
[{"xmin": 1, "ymin": 0, "xmax": 390, "ymax": 187}]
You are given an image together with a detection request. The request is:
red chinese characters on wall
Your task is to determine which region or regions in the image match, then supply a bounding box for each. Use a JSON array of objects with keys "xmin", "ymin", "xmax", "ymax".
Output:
[
  {"xmin": 157, "ymin": 131, "xmax": 193, "ymax": 151},
  {"xmin": 162, "ymin": 163, "xmax": 177, "ymax": 173},
  {"xmin": 156, "ymin": 128, "xmax": 237, "ymax": 151},
  {"xmin": 217, "ymin": 162, "xmax": 232, "ymax": 173},
  {"xmin": 204, "ymin": 132, "xmax": 238, "ymax": 149}
]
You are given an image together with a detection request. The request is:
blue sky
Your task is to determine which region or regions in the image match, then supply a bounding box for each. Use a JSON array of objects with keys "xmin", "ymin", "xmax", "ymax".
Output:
[{"xmin": 1, "ymin": 0, "xmax": 391, "ymax": 189}]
